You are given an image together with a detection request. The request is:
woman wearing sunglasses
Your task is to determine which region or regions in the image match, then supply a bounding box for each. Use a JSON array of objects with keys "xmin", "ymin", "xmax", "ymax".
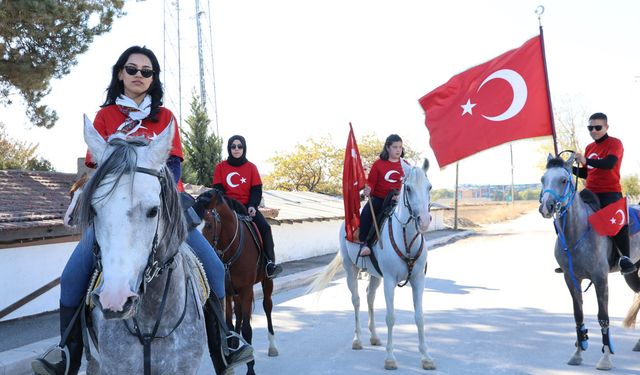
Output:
[
  {"xmin": 573, "ymin": 112, "xmax": 635, "ymax": 275},
  {"xmin": 32, "ymin": 46, "xmax": 252, "ymax": 375},
  {"xmin": 208, "ymin": 135, "xmax": 283, "ymax": 279}
]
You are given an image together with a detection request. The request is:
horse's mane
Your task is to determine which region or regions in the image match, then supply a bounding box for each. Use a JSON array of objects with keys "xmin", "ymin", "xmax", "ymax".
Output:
[
  {"xmin": 211, "ymin": 188, "xmax": 248, "ymax": 215},
  {"xmin": 78, "ymin": 137, "xmax": 187, "ymax": 253},
  {"xmin": 546, "ymin": 157, "xmax": 568, "ymax": 169}
]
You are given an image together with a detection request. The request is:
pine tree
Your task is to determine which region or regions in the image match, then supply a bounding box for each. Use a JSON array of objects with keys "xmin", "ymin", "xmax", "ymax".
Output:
[{"xmin": 181, "ymin": 93, "xmax": 222, "ymax": 187}]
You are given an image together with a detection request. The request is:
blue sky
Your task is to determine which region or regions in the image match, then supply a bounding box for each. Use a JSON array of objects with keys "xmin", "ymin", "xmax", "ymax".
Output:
[{"xmin": 2, "ymin": 0, "xmax": 639, "ymax": 189}]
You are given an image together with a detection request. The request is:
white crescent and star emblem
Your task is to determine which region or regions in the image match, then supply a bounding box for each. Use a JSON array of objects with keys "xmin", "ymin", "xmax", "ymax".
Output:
[
  {"xmin": 226, "ymin": 172, "xmax": 241, "ymax": 188},
  {"xmin": 384, "ymin": 170, "xmax": 400, "ymax": 183},
  {"xmin": 610, "ymin": 209, "xmax": 626, "ymax": 226},
  {"xmin": 460, "ymin": 69, "xmax": 528, "ymax": 122},
  {"xmin": 587, "ymin": 152, "xmax": 600, "ymax": 170}
]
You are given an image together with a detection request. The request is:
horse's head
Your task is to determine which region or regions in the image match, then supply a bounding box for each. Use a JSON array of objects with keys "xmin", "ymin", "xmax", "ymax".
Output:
[
  {"xmin": 399, "ymin": 159, "xmax": 432, "ymax": 233},
  {"xmin": 79, "ymin": 115, "xmax": 186, "ymax": 319},
  {"xmin": 539, "ymin": 153, "xmax": 576, "ymax": 218},
  {"xmin": 201, "ymin": 188, "xmax": 247, "ymax": 250}
]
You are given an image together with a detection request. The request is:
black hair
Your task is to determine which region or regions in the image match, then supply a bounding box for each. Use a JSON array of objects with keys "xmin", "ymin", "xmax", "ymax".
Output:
[
  {"xmin": 589, "ymin": 112, "xmax": 608, "ymax": 123},
  {"xmin": 102, "ymin": 46, "xmax": 163, "ymax": 121},
  {"xmin": 379, "ymin": 134, "xmax": 404, "ymax": 160},
  {"xmin": 227, "ymin": 135, "xmax": 248, "ymax": 167}
]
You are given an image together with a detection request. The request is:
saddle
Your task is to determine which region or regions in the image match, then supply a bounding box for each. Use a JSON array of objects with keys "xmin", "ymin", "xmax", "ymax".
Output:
[
  {"xmin": 237, "ymin": 214, "xmax": 264, "ymax": 252},
  {"xmin": 365, "ymin": 192, "xmax": 398, "ymax": 247}
]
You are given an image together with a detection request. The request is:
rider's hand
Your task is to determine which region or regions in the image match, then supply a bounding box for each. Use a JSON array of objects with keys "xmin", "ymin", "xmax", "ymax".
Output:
[
  {"xmin": 575, "ymin": 153, "xmax": 587, "ymax": 166},
  {"xmin": 248, "ymin": 206, "xmax": 257, "ymax": 217}
]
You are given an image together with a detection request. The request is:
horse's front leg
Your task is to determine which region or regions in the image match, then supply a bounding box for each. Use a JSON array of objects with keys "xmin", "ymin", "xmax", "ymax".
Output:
[
  {"xmin": 410, "ymin": 271, "xmax": 435, "ymax": 370},
  {"xmin": 239, "ymin": 287, "xmax": 255, "ymax": 375},
  {"xmin": 344, "ymin": 261, "xmax": 363, "ymax": 350},
  {"xmin": 383, "ymin": 277, "xmax": 398, "ymax": 370},
  {"xmin": 367, "ymin": 275, "xmax": 382, "ymax": 346},
  {"xmin": 593, "ymin": 277, "xmax": 614, "ymax": 370},
  {"xmin": 565, "ymin": 275, "xmax": 586, "ymax": 366}
]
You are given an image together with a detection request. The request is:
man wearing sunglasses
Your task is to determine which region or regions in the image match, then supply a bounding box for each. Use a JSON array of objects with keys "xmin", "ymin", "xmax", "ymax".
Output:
[{"xmin": 574, "ymin": 112, "xmax": 635, "ymax": 275}]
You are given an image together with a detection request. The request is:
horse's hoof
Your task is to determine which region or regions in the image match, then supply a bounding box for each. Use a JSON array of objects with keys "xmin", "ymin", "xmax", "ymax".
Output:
[
  {"xmin": 567, "ymin": 356, "xmax": 582, "ymax": 366},
  {"xmin": 268, "ymin": 347, "xmax": 279, "ymax": 357},
  {"xmin": 370, "ymin": 337, "xmax": 382, "ymax": 346},
  {"xmin": 422, "ymin": 359, "xmax": 436, "ymax": 370},
  {"xmin": 352, "ymin": 341, "xmax": 363, "ymax": 350},
  {"xmin": 596, "ymin": 355, "xmax": 613, "ymax": 371},
  {"xmin": 384, "ymin": 359, "xmax": 397, "ymax": 370}
]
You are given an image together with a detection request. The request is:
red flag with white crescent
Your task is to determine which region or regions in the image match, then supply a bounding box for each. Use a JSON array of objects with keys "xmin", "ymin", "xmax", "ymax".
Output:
[
  {"xmin": 419, "ymin": 35, "xmax": 553, "ymax": 168},
  {"xmin": 588, "ymin": 197, "xmax": 628, "ymax": 236},
  {"xmin": 343, "ymin": 123, "xmax": 366, "ymax": 242}
]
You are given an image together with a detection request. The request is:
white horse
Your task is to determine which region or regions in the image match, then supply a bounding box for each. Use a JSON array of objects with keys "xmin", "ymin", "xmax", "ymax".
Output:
[
  {"xmin": 78, "ymin": 117, "xmax": 207, "ymax": 374},
  {"xmin": 310, "ymin": 160, "xmax": 435, "ymax": 371}
]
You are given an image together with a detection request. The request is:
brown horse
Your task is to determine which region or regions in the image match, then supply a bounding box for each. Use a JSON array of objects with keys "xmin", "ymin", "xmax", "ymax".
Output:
[{"xmin": 201, "ymin": 188, "xmax": 279, "ymax": 375}]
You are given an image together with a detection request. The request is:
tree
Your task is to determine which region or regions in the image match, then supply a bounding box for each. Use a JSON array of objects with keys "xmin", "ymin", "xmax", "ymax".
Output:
[
  {"xmin": 0, "ymin": 1, "xmax": 126, "ymax": 128},
  {"xmin": 181, "ymin": 93, "xmax": 222, "ymax": 187},
  {"xmin": 622, "ymin": 174, "xmax": 640, "ymax": 199},
  {"xmin": 0, "ymin": 122, "xmax": 54, "ymax": 171},
  {"xmin": 264, "ymin": 137, "xmax": 341, "ymax": 195}
]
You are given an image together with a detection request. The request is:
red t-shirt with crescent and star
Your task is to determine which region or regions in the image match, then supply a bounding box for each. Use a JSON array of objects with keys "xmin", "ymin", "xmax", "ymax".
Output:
[
  {"xmin": 212, "ymin": 160, "xmax": 262, "ymax": 206},
  {"xmin": 367, "ymin": 159, "xmax": 404, "ymax": 199},
  {"xmin": 584, "ymin": 136, "xmax": 623, "ymax": 193},
  {"xmin": 85, "ymin": 105, "xmax": 183, "ymax": 167}
]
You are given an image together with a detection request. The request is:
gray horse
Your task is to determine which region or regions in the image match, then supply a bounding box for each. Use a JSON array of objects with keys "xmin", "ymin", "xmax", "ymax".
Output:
[
  {"xmin": 78, "ymin": 117, "xmax": 206, "ymax": 374},
  {"xmin": 539, "ymin": 154, "xmax": 640, "ymax": 370}
]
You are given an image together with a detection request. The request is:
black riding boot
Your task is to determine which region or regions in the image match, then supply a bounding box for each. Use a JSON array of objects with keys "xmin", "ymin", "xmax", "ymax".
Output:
[
  {"xmin": 204, "ymin": 297, "xmax": 253, "ymax": 375},
  {"xmin": 31, "ymin": 305, "xmax": 83, "ymax": 375},
  {"xmin": 614, "ymin": 225, "xmax": 636, "ymax": 275},
  {"xmin": 261, "ymin": 228, "xmax": 283, "ymax": 279}
]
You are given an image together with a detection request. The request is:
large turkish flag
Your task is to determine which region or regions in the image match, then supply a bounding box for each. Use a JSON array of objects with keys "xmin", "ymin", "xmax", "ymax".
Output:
[
  {"xmin": 343, "ymin": 123, "xmax": 366, "ymax": 242},
  {"xmin": 419, "ymin": 35, "xmax": 553, "ymax": 168}
]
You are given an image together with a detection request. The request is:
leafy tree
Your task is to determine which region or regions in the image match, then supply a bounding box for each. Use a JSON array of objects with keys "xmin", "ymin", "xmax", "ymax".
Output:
[
  {"xmin": 622, "ymin": 174, "xmax": 640, "ymax": 199},
  {"xmin": 0, "ymin": 0, "xmax": 126, "ymax": 128},
  {"xmin": 432, "ymin": 188, "xmax": 454, "ymax": 201},
  {"xmin": 0, "ymin": 122, "xmax": 54, "ymax": 171},
  {"xmin": 264, "ymin": 137, "xmax": 341, "ymax": 194},
  {"xmin": 181, "ymin": 93, "xmax": 222, "ymax": 187}
]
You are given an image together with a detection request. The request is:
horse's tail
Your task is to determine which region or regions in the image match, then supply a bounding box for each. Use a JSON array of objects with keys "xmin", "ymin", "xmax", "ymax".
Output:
[
  {"xmin": 306, "ymin": 251, "xmax": 343, "ymax": 294},
  {"xmin": 623, "ymin": 292, "xmax": 640, "ymax": 328}
]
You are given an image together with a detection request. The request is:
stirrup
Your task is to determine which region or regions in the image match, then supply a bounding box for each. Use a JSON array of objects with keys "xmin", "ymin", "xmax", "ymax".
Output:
[
  {"xmin": 220, "ymin": 331, "xmax": 254, "ymax": 373},
  {"xmin": 358, "ymin": 245, "xmax": 371, "ymax": 257},
  {"xmin": 31, "ymin": 344, "xmax": 70, "ymax": 375}
]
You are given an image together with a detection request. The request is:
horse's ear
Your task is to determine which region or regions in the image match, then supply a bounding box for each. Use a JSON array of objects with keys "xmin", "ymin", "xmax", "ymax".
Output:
[
  {"xmin": 83, "ymin": 114, "xmax": 108, "ymax": 164},
  {"xmin": 147, "ymin": 118, "xmax": 174, "ymax": 169},
  {"xmin": 422, "ymin": 158, "xmax": 429, "ymax": 173},
  {"xmin": 566, "ymin": 153, "xmax": 576, "ymax": 167},
  {"xmin": 401, "ymin": 159, "xmax": 412, "ymax": 176}
]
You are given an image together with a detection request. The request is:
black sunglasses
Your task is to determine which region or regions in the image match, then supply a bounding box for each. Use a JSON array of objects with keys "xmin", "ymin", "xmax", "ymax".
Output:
[
  {"xmin": 230, "ymin": 144, "xmax": 244, "ymax": 150},
  {"xmin": 587, "ymin": 125, "xmax": 603, "ymax": 131},
  {"xmin": 124, "ymin": 66, "xmax": 154, "ymax": 78}
]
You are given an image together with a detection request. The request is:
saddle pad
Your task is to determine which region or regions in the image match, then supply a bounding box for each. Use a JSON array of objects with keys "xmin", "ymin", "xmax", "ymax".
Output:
[
  {"xmin": 344, "ymin": 239, "xmax": 383, "ymax": 279},
  {"xmin": 630, "ymin": 206, "xmax": 640, "ymax": 236}
]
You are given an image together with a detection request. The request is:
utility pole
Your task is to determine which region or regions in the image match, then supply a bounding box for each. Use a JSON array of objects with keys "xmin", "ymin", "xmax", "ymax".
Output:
[
  {"xmin": 195, "ymin": 0, "xmax": 207, "ymax": 106},
  {"xmin": 454, "ymin": 162, "xmax": 459, "ymax": 230},
  {"xmin": 510, "ymin": 143, "xmax": 515, "ymax": 205}
]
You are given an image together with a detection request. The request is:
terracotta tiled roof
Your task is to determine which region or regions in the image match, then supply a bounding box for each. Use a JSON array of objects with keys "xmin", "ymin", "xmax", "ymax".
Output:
[{"xmin": 0, "ymin": 170, "xmax": 78, "ymax": 242}]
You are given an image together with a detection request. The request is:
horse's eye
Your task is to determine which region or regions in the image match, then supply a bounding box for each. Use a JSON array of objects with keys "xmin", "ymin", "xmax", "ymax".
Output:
[
  {"xmin": 147, "ymin": 207, "xmax": 159, "ymax": 218},
  {"xmin": 561, "ymin": 178, "xmax": 567, "ymax": 184}
]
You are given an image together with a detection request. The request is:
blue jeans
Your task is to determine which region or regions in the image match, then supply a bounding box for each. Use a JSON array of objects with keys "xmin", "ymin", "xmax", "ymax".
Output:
[{"xmin": 60, "ymin": 227, "xmax": 225, "ymax": 307}]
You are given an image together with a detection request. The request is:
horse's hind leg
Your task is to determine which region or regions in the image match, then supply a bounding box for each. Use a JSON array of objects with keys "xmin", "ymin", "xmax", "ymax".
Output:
[
  {"xmin": 593, "ymin": 278, "xmax": 614, "ymax": 371},
  {"xmin": 344, "ymin": 261, "xmax": 363, "ymax": 350},
  {"xmin": 411, "ymin": 272, "xmax": 435, "ymax": 370},
  {"xmin": 566, "ymin": 276, "xmax": 586, "ymax": 366},
  {"xmin": 262, "ymin": 278, "xmax": 279, "ymax": 357},
  {"xmin": 367, "ymin": 276, "xmax": 382, "ymax": 346},
  {"xmin": 238, "ymin": 287, "xmax": 256, "ymax": 375}
]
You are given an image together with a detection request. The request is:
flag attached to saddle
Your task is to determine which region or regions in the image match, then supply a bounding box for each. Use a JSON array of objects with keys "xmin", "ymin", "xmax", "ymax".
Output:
[
  {"xmin": 588, "ymin": 197, "xmax": 627, "ymax": 236},
  {"xmin": 343, "ymin": 123, "xmax": 366, "ymax": 242}
]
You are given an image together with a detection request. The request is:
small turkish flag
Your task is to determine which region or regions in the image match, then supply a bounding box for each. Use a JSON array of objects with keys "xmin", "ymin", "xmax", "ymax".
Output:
[
  {"xmin": 419, "ymin": 35, "xmax": 553, "ymax": 168},
  {"xmin": 343, "ymin": 123, "xmax": 366, "ymax": 242},
  {"xmin": 588, "ymin": 197, "xmax": 628, "ymax": 236}
]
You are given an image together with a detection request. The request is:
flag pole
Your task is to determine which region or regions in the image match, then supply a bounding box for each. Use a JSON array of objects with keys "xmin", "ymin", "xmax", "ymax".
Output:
[
  {"xmin": 368, "ymin": 197, "xmax": 383, "ymax": 249},
  {"xmin": 536, "ymin": 5, "xmax": 559, "ymax": 156}
]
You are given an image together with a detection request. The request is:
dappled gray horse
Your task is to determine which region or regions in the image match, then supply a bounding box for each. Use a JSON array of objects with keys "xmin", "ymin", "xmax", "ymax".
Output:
[
  {"xmin": 310, "ymin": 160, "xmax": 435, "ymax": 371},
  {"xmin": 539, "ymin": 154, "xmax": 640, "ymax": 370},
  {"xmin": 79, "ymin": 117, "xmax": 206, "ymax": 374}
]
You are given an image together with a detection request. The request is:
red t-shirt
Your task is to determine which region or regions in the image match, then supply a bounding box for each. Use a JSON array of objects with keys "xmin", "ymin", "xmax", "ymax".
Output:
[
  {"xmin": 212, "ymin": 160, "xmax": 262, "ymax": 206},
  {"xmin": 367, "ymin": 159, "xmax": 404, "ymax": 199},
  {"xmin": 85, "ymin": 105, "xmax": 183, "ymax": 167},
  {"xmin": 585, "ymin": 136, "xmax": 623, "ymax": 193}
]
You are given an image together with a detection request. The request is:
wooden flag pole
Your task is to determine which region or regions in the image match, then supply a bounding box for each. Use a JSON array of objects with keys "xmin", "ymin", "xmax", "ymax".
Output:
[
  {"xmin": 368, "ymin": 196, "xmax": 383, "ymax": 249},
  {"xmin": 536, "ymin": 5, "xmax": 559, "ymax": 156}
]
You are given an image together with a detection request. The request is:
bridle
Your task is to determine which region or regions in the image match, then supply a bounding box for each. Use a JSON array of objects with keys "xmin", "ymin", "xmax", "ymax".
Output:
[{"xmin": 388, "ymin": 171, "xmax": 429, "ymax": 287}]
